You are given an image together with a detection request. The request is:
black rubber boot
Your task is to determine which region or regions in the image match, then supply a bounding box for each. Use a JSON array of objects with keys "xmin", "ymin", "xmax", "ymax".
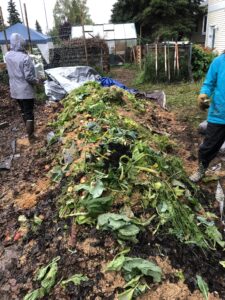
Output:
[{"xmin": 26, "ymin": 120, "xmax": 36, "ymax": 142}]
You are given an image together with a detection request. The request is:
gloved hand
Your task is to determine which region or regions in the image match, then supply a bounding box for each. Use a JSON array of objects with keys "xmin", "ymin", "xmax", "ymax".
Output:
[{"xmin": 197, "ymin": 94, "xmax": 210, "ymax": 110}]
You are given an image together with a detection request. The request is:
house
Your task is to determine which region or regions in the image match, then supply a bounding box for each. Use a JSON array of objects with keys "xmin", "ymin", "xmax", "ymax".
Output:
[
  {"xmin": 205, "ymin": 0, "xmax": 225, "ymax": 53},
  {"xmin": 71, "ymin": 23, "xmax": 137, "ymax": 55}
]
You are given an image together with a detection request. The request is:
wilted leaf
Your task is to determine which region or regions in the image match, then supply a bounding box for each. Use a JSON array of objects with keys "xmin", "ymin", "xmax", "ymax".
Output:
[
  {"xmin": 61, "ymin": 274, "xmax": 88, "ymax": 287},
  {"xmin": 35, "ymin": 257, "xmax": 60, "ymax": 282},
  {"xmin": 118, "ymin": 287, "xmax": 135, "ymax": 300},
  {"xmin": 41, "ymin": 259, "xmax": 58, "ymax": 293},
  {"xmin": 124, "ymin": 275, "xmax": 142, "ymax": 288},
  {"xmin": 23, "ymin": 287, "xmax": 45, "ymax": 300},
  {"xmin": 196, "ymin": 275, "xmax": 209, "ymax": 300}
]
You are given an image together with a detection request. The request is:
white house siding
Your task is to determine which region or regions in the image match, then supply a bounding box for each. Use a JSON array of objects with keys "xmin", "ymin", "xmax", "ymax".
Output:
[{"xmin": 206, "ymin": 0, "xmax": 225, "ymax": 53}]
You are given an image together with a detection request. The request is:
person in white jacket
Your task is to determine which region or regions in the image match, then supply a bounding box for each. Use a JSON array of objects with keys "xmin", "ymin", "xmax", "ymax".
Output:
[{"xmin": 5, "ymin": 33, "xmax": 38, "ymax": 141}]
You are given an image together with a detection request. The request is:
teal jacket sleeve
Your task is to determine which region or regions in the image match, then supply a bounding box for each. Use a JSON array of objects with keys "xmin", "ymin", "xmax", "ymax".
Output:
[{"xmin": 200, "ymin": 58, "xmax": 218, "ymax": 97}]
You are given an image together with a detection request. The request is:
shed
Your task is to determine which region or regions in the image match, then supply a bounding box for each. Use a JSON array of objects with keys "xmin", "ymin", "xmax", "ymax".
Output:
[
  {"xmin": 71, "ymin": 23, "xmax": 137, "ymax": 55},
  {"xmin": 0, "ymin": 23, "xmax": 53, "ymax": 63}
]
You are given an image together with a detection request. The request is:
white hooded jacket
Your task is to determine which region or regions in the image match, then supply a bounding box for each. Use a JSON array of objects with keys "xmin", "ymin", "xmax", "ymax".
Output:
[{"xmin": 5, "ymin": 33, "xmax": 37, "ymax": 99}]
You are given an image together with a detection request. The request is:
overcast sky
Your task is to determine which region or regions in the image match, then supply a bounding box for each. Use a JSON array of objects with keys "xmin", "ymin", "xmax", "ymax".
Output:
[{"xmin": 0, "ymin": 0, "xmax": 117, "ymax": 33}]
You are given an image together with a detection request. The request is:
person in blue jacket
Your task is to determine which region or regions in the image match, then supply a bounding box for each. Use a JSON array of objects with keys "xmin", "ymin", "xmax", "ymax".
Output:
[{"xmin": 190, "ymin": 53, "xmax": 225, "ymax": 182}]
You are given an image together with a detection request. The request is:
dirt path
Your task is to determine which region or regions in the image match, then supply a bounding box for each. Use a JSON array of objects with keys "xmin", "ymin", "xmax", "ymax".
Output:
[{"xmin": 0, "ymin": 75, "xmax": 224, "ymax": 300}]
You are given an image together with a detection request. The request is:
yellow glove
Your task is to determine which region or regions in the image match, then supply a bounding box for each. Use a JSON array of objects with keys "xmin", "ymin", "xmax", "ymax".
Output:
[{"xmin": 197, "ymin": 94, "xmax": 210, "ymax": 110}]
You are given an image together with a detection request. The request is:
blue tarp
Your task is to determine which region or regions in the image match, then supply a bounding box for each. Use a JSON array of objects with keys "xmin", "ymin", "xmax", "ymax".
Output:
[
  {"xmin": 0, "ymin": 23, "xmax": 52, "ymax": 45},
  {"xmin": 100, "ymin": 77, "xmax": 137, "ymax": 94}
]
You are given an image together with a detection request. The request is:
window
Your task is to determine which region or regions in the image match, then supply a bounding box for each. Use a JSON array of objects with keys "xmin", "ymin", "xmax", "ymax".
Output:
[{"xmin": 202, "ymin": 15, "xmax": 207, "ymax": 34}]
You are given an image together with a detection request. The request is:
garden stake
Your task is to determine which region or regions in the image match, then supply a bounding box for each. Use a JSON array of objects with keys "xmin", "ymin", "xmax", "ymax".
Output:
[
  {"xmin": 155, "ymin": 43, "xmax": 158, "ymax": 78},
  {"xmin": 176, "ymin": 43, "xmax": 180, "ymax": 76},
  {"xmin": 174, "ymin": 43, "xmax": 177, "ymax": 75},
  {"xmin": 167, "ymin": 43, "xmax": 171, "ymax": 81},
  {"xmin": 164, "ymin": 44, "xmax": 167, "ymax": 77}
]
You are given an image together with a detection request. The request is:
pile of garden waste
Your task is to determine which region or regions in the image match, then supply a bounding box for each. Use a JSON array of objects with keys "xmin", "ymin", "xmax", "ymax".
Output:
[
  {"xmin": 1, "ymin": 81, "xmax": 225, "ymax": 300},
  {"xmin": 37, "ymin": 82, "xmax": 224, "ymax": 299}
]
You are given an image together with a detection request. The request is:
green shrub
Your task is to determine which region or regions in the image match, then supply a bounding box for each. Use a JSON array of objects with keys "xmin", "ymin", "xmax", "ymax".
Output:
[{"xmin": 191, "ymin": 45, "xmax": 217, "ymax": 81}]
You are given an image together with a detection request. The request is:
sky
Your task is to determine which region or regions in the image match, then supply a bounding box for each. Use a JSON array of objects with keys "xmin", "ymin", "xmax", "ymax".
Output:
[{"xmin": 0, "ymin": 0, "xmax": 117, "ymax": 33}]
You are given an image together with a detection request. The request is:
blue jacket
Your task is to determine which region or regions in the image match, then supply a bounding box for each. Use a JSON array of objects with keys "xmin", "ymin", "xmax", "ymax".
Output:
[{"xmin": 200, "ymin": 54, "xmax": 225, "ymax": 124}]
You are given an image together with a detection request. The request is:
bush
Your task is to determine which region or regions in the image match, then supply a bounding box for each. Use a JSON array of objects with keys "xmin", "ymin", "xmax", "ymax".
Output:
[{"xmin": 191, "ymin": 45, "xmax": 217, "ymax": 81}]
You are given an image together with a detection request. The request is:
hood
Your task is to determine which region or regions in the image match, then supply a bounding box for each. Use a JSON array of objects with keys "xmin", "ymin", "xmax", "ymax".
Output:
[{"xmin": 10, "ymin": 33, "xmax": 26, "ymax": 51}]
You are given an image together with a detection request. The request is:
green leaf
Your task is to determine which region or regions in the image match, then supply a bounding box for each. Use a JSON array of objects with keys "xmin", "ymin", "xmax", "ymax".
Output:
[
  {"xmin": 118, "ymin": 224, "xmax": 140, "ymax": 237},
  {"xmin": 23, "ymin": 287, "xmax": 45, "ymax": 300},
  {"xmin": 90, "ymin": 180, "xmax": 105, "ymax": 198},
  {"xmin": 41, "ymin": 260, "xmax": 58, "ymax": 293},
  {"xmin": 75, "ymin": 180, "xmax": 105, "ymax": 198},
  {"xmin": 106, "ymin": 254, "xmax": 126, "ymax": 272},
  {"xmin": 196, "ymin": 275, "xmax": 209, "ymax": 300},
  {"xmin": 123, "ymin": 257, "xmax": 162, "ymax": 283},
  {"xmin": 118, "ymin": 287, "xmax": 135, "ymax": 300},
  {"xmin": 35, "ymin": 257, "xmax": 60, "ymax": 282},
  {"xmin": 61, "ymin": 274, "xmax": 88, "ymax": 287},
  {"xmin": 97, "ymin": 213, "xmax": 140, "ymax": 242},
  {"xmin": 82, "ymin": 196, "xmax": 113, "ymax": 217},
  {"xmin": 50, "ymin": 165, "xmax": 63, "ymax": 183},
  {"xmin": 219, "ymin": 261, "xmax": 225, "ymax": 268},
  {"xmin": 124, "ymin": 275, "xmax": 142, "ymax": 288}
]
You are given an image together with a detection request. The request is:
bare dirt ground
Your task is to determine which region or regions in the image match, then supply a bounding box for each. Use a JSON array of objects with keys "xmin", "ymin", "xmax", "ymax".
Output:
[{"xmin": 0, "ymin": 70, "xmax": 225, "ymax": 300}]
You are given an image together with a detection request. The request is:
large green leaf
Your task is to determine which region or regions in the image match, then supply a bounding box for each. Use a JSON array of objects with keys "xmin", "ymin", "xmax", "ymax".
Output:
[
  {"xmin": 97, "ymin": 213, "xmax": 140, "ymax": 242},
  {"xmin": 82, "ymin": 196, "xmax": 113, "ymax": 217},
  {"xmin": 123, "ymin": 258, "xmax": 162, "ymax": 283}
]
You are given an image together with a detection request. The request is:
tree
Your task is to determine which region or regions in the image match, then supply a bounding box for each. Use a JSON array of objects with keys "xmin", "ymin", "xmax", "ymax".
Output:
[
  {"xmin": 111, "ymin": 0, "xmax": 203, "ymax": 41},
  {"xmin": 35, "ymin": 20, "xmax": 43, "ymax": 33},
  {"xmin": 59, "ymin": 21, "xmax": 71, "ymax": 40},
  {"xmin": 7, "ymin": 0, "xmax": 22, "ymax": 25},
  {"xmin": 53, "ymin": 0, "xmax": 92, "ymax": 29}
]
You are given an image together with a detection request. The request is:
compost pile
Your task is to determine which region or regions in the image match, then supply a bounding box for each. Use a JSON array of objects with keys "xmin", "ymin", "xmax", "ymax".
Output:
[{"xmin": 1, "ymin": 82, "xmax": 225, "ymax": 300}]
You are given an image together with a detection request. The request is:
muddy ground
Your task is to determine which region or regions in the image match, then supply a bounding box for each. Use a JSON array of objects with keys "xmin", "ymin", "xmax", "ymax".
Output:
[{"xmin": 1, "ymin": 69, "xmax": 225, "ymax": 300}]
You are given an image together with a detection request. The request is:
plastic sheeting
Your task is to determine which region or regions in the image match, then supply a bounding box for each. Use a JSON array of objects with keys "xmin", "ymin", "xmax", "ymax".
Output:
[
  {"xmin": 45, "ymin": 66, "xmax": 100, "ymax": 94},
  {"xmin": 44, "ymin": 80, "xmax": 66, "ymax": 101}
]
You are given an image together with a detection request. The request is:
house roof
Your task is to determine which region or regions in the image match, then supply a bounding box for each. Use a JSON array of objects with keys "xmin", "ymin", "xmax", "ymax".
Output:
[
  {"xmin": 0, "ymin": 23, "xmax": 52, "ymax": 45},
  {"xmin": 71, "ymin": 23, "xmax": 137, "ymax": 41}
]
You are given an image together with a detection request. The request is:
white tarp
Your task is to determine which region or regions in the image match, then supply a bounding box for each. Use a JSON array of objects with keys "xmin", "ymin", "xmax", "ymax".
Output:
[
  {"xmin": 45, "ymin": 66, "xmax": 100, "ymax": 94},
  {"xmin": 37, "ymin": 42, "xmax": 54, "ymax": 64}
]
